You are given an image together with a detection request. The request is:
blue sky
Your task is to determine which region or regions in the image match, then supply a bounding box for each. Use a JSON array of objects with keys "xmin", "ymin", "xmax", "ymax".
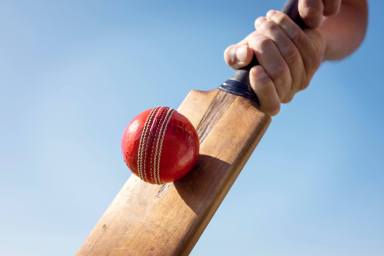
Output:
[{"xmin": 0, "ymin": 0, "xmax": 383, "ymax": 255}]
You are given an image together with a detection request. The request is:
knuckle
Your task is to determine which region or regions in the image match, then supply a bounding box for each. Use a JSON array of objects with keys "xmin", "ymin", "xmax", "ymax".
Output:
[
  {"xmin": 260, "ymin": 19, "xmax": 278, "ymax": 31},
  {"xmin": 281, "ymin": 94, "xmax": 293, "ymax": 104},
  {"xmin": 290, "ymin": 28, "xmax": 303, "ymax": 45},
  {"xmin": 250, "ymin": 66, "xmax": 270, "ymax": 85},
  {"xmin": 297, "ymin": 76, "xmax": 310, "ymax": 91},
  {"xmin": 254, "ymin": 16, "xmax": 266, "ymax": 29},
  {"xmin": 266, "ymin": 102, "xmax": 280, "ymax": 116},
  {"xmin": 248, "ymin": 33, "xmax": 259, "ymax": 45},
  {"xmin": 269, "ymin": 63, "xmax": 288, "ymax": 80},
  {"xmin": 257, "ymin": 36, "xmax": 273, "ymax": 49},
  {"xmin": 271, "ymin": 11, "xmax": 289, "ymax": 28},
  {"xmin": 271, "ymin": 65, "xmax": 291, "ymax": 99},
  {"xmin": 265, "ymin": 21, "xmax": 281, "ymax": 36},
  {"xmin": 267, "ymin": 10, "xmax": 284, "ymax": 22},
  {"xmin": 247, "ymin": 31, "xmax": 258, "ymax": 41},
  {"xmin": 292, "ymin": 79, "xmax": 303, "ymax": 92},
  {"xmin": 282, "ymin": 45, "xmax": 298, "ymax": 64}
]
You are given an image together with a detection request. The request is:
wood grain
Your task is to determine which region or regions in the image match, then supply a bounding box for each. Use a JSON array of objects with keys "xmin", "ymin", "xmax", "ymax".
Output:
[{"xmin": 77, "ymin": 89, "xmax": 271, "ymax": 256}]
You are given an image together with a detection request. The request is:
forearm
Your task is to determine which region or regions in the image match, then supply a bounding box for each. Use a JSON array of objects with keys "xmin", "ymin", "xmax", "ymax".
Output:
[{"xmin": 320, "ymin": 0, "xmax": 368, "ymax": 60}]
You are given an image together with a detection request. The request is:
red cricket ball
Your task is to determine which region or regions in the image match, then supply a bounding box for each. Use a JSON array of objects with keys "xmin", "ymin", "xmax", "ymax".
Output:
[{"xmin": 121, "ymin": 106, "xmax": 199, "ymax": 184}]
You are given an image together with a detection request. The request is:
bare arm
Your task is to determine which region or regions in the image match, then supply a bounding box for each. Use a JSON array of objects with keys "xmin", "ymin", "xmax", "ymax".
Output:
[{"xmin": 319, "ymin": 0, "xmax": 368, "ymax": 60}]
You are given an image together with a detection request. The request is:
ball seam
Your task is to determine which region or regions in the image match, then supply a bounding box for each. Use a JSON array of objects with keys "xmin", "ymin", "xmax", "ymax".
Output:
[
  {"xmin": 154, "ymin": 108, "xmax": 174, "ymax": 184},
  {"xmin": 137, "ymin": 107, "xmax": 159, "ymax": 182}
]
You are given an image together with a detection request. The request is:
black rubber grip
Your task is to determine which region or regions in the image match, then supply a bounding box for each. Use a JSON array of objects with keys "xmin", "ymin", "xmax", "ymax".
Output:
[{"xmin": 219, "ymin": 0, "xmax": 307, "ymax": 104}]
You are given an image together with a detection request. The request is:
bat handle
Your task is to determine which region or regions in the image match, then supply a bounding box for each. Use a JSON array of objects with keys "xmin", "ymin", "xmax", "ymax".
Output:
[{"xmin": 219, "ymin": 0, "xmax": 307, "ymax": 105}]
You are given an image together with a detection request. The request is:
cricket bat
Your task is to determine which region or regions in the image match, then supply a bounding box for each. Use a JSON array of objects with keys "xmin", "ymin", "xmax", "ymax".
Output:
[{"xmin": 77, "ymin": 0, "xmax": 305, "ymax": 255}]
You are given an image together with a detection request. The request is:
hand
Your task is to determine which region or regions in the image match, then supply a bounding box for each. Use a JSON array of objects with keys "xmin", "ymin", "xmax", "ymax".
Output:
[
  {"xmin": 224, "ymin": 10, "xmax": 326, "ymax": 115},
  {"xmin": 298, "ymin": 0, "xmax": 342, "ymax": 28}
]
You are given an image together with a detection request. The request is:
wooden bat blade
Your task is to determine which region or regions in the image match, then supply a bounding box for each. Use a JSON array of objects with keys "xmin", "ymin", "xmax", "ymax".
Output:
[{"xmin": 77, "ymin": 89, "xmax": 271, "ymax": 256}]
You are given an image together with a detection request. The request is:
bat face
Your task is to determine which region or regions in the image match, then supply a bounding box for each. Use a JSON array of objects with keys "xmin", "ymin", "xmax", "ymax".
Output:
[
  {"xmin": 77, "ymin": 89, "xmax": 270, "ymax": 255},
  {"xmin": 78, "ymin": 0, "xmax": 302, "ymax": 254}
]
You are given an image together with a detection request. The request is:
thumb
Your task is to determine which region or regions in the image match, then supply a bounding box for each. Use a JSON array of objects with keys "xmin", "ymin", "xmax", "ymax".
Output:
[{"xmin": 298, "ymin": 0, "xmax": 324, "ymax": 28}]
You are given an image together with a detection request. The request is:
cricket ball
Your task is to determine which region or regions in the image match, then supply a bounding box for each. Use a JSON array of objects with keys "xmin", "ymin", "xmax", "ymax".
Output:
[{"xmin": 121, "ymin": 106, "xmax": 199, "ymax": 184}]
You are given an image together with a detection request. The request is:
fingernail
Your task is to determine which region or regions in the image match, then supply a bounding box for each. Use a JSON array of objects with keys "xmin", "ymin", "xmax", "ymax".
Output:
[
  {"xmin": 235, "ymin": 45, "xmax": 248, "ymax": 63},
  {"xmin": 266, "ymin": 9, "xmax": 276, "ymax": 18},
  {"xmin": 255, "ymin": 17, "xmax": 266, "ymax": 28},
  {"xmin": 226, "ymin": 45, "xmax": 235, "ymax": 64}
]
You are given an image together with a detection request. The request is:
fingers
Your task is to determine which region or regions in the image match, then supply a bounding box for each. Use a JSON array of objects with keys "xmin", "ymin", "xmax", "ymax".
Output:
[
  {"xmin": 224, "ymin": 44, "xmax": 253, "ymax": 69},
  {"xmin": 249, "ymin": 66, "xmax": 280, "ymax": 116},
  {"xmin": 266, "ymin": 10, "xmax": 324, "ymax": 88},
  {"xmin": 254, "ymin": 16, "xmax": 305, "ymax": 97},
  {"xmin": 222, "ymin": 6, "xmax": 328, "ymax": 116},
  {"xmin": 247, "ymin": 33, "xmax": 292, "ymax": 102}
]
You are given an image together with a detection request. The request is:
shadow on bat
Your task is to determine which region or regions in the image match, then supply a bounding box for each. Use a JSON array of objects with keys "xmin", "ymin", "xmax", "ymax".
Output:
[{"xmin": 174, "ymin": 154, "xmax": 230, "ymax": 214}]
